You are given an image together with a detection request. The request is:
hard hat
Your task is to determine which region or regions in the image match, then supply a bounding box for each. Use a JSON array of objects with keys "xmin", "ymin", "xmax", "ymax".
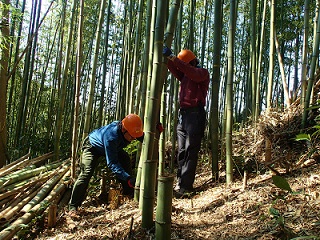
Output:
[
  {"xmin": 122, "ymin": 114, "xmax": 143, "ymax": 138},
  {"xmin": 177, "ymin": 49, "xmax": 196, "ymax": 63}
]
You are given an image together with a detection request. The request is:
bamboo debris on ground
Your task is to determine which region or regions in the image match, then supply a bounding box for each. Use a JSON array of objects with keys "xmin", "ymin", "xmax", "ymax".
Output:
[
  {"xmin": 21, "ymin": 163, "xmax": 70, "ymax": 213},
  {"xmin": 0, "ymin": 161, "xmax": 62, "ymax": 189},
  {"xmin": 0, "ymin": 155, "xmax": 71, "ymax": 238},
  {"xmin": 233, "ymin": 97, "xmax": 320, "ymax": 174},
  {"xmin": 0, "ymin": 153, "xmax": 30, "ymax": 176},
  {"xmin": 0, "ymin": 184, "xmax": 42, "ymax": 222},
  {"xmin": 0, "ymin": 170, "xmax": 52, "ymax": 197},
  {"xmin": 0, "ymin": 170, "xmax": 70, "ymax": 240}
]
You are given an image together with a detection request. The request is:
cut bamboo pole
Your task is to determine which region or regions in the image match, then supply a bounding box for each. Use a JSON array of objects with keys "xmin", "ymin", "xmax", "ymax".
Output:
[
  {"xmin": 0, "ymin": 153, "xmax": 30, "ymax": 175},
  {"xmin": 27, "ymin": 152, "xmax": 55, "ymax": 167},
  {"xmin": 47, "ymin": 204, "xmax": 57, "ymax": 228},
  {"xmin": 0, "ymin": 161, "xmax": 62, "ymax": 188},
  {"xmin": 0, "ymin": 152, "xmax": 54, "ymax": 178},
  {"xmin": 21, "ymin": 163, "xmax": 70, "ymax": 213},
  {"xmin": 0, "ymin": 184, "xmax": 41, "ymax": 222},
  {"xmin": 2, "ymin": 171, "xmax": 51, "ymax": 191},
  {"xmin": 0, "ymin": 176, "xmax": 69, "ymax": 240},
  {"xmin": 0, "ymin": 195, "xmax": 15, "ymax": 211},
  {"xmin": 0, "ymin": 171, "xmax": 52, "ymax": 200}
]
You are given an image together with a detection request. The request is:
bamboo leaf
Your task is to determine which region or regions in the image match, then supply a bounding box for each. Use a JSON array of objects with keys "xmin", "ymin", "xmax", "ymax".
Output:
[
  {"xmin": 294, "ymin": 133, "xmax": 311, "ymax": 141},
  {"xmin": 272, "ymin": 175, "xmax": 292, "ymax": 192}
]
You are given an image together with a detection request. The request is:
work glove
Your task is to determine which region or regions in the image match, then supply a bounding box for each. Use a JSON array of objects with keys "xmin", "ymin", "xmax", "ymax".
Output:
[
  {"xmin": 162, "ymin": 46, "xmax": 173, "ymax": 57},
  {"xmin": 156, "ymin": 122, "xmax": 164, "ymax": 133},
  {"xmin": 127, "ymin": 177, "xmax": 136, "ymax": 188}
]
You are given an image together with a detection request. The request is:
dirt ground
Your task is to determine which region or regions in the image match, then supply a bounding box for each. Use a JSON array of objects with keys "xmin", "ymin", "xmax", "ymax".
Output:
[{"xmin": 33, "ymin": 161, "xmax": 320, "ymax": 240}]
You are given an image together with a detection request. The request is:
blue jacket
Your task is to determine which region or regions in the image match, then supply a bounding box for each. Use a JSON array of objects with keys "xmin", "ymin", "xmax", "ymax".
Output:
[{"xmin": 88, "ymin": 121, "xmax": 130, "ymax": 181}]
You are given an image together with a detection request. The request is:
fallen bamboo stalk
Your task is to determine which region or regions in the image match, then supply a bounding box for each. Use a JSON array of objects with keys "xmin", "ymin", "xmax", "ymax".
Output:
[
  {"xmin": 27, "ymin": 152, "xmax": 55, "ymax": 167},
  {"xmin": 0, "ymin": 171, "xmax": 52, "ymax": 200},
  {"xmin": 0, "ymin": 174, "xmax": 69, "ymax": 240},
  {"xmin": 21, "ymin": 163, "xmax": 70, "ymax": 213},
  {"xmin": 0, "ymin": 196, "xmax": 15, "ymax": 211},
  {"xmin": 0, "ymin": 184, "xmax": 41, "ymax": 223},
  {"xmin": 0, "ymin": 152, "xmax": 55, "ymax": 181},
  {"xmin": 0, "ymin": 153, "xmax": 30, "ymax": 175},
  {"xmin": 0, "ymin": 161, "xmax": 62, "ymax": 189},
  {"xmin": 0, "ymin": 188, "xmax": 26, "ymax": 214}
]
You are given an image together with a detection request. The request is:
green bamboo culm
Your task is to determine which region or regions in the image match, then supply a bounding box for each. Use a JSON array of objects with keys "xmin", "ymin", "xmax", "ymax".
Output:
[{"xmin": 155, "ymin": 175, "xmax": 174, "ymax": 240}]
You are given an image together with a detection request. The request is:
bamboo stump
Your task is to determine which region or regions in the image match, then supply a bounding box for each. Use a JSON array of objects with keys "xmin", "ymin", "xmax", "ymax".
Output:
[{"xmin": 47, "ymin": 204, "xmax": 57, "ymax": 228}]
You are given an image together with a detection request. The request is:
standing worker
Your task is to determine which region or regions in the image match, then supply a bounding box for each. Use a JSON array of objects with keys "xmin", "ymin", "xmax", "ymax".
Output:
[
  {"xmin": 163, "ymin": 46, "xmax": 210, "ymax": 198},
  {"xmin": 68, "ymin": 114, "xmax": 144, "ymax": 215}
]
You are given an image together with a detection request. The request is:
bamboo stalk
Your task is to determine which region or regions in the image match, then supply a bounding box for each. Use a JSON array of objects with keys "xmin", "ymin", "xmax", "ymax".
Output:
[
  {"xmin": 0, "ymin": 195, "xmax": 15, "ymax": 211},
  {"xmin": 0, "ymin": 165, "xmax": 37, "ymax": 189},
  {"xmin": 0, "ymin": 153, "xmax": 30, "ymax": 175},
  {"xmin": 21, "ymin": 163, "xmax": 70, "ymax": 213},
  {"xmin": 0, "ymin": 162, "xmax": 62, "ymax": 188},
  {"xmin": 27, "ymin": 152, "xmax": 55, "ymax": 167},
  {"xmin": 0, "ymin": 187, "xmax": 26, "ymax": 213},
  {"xmin": 0, "ymin": 171, "xmax": 52, "ymax": 200},
  {"xmin": 0, "ymin": 184, "xmax": 41, "ymax": 222},
  {"xmin": 0, "ymin": 176, "xmax": 69, "ymax": 240}
]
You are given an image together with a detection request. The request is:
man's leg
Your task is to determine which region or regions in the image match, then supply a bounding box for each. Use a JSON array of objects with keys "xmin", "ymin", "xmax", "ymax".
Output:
[
  {"xmin": 69, "ymin": 141, "xmax": 100, "ymax": 210},
  {"xmin": 176, "ymin": 122, "xmax": 186, "ymax": 190},
  {"xmin": 179, "ymin": 109, "xmax": 206, "ymax": 191},
  {"xmin": 179, "ymin": 133, "xmax": 202, "ymax": 190}
]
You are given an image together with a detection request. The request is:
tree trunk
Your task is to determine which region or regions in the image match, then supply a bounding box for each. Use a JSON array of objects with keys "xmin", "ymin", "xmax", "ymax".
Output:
[
  {"xmin": 54, "ymin": 0, "xmax": 76, "ymax": 159},
  {"xmin": 83, "ymin": 0, "xmax": 108, "ymax": 136},
  {"xmin": 72, "ymin": 0, "xmax": 85, "ymax": 179}
]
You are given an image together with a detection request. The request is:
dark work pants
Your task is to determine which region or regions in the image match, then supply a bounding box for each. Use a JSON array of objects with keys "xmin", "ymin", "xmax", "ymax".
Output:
[
  {"xmin": 69, "ymin": 137, "xmax": 132, "ymax": 210},
  {"xmin": 177, "ymin": 107, "xmax": 206, "ymax": 190}
]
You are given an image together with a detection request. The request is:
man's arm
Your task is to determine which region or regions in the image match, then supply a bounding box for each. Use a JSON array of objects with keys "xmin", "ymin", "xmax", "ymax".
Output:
[
  {"xmin": 171, "ymin": 58, "xmax": 209, "ymax": 83},
  {"xmin": 104, "ymin": 142, "xmax": 130, "ymax": 181}
]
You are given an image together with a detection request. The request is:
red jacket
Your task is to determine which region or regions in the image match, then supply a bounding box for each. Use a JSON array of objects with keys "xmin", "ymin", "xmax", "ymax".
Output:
[{"xmin": 167, "ymin": 57, "xmax": 210, "ymax": 109}]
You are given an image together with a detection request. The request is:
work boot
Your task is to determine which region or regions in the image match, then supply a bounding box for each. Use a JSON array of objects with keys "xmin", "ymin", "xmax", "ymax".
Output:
[{"xmin": 174, "ymin": 188, "xmax": 193, "ymax": 199}]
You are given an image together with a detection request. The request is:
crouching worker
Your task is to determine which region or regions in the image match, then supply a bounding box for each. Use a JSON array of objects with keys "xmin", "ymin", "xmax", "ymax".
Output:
[{"xmin": 68, "ymin": 114, "xmax": 144, "ymax": 214}]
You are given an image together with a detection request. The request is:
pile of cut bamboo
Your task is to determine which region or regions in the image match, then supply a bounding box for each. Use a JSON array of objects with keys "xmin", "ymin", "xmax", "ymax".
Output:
[{"xmin": 0, "ymin": 152, "xmax": 71, "ymax": 240}]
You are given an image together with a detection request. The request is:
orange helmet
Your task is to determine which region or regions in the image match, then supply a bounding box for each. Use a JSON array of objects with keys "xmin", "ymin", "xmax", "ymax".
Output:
[
  {"xmin": 121, "ymin": 114, "xmax": 143, "ymax": 138},
  {"xmin": 177, "ymin": 49, "xmax": 196, "ymax": 63}
]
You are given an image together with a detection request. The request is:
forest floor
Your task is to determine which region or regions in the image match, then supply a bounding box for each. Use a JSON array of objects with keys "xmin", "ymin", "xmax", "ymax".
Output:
[{"xmin": 33, "ymin": 160, "xmax": 320, "ymax": 240}]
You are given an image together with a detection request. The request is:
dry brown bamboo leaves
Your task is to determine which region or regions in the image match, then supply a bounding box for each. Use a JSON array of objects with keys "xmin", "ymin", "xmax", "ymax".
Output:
[{"xmin": 233, "ymin": 97, "xmax": 319, "ymax": 174}]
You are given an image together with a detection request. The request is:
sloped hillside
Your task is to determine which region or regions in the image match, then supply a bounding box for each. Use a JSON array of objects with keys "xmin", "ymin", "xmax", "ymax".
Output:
[
  {"xmin": 33, "ymin": 162, "xmax": 320, "ymax": 240},
  {"xmin": 33, "ymin": 102, "xmax": 320, "ymax": 240}
]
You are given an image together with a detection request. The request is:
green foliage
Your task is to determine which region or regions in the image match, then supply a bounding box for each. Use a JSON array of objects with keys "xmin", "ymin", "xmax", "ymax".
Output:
[
  {"xmin": 124, "ymin": 139, "xmax": 140, "ymax": 155},
  {"xmin": 269, "ymin": 207, "xmax": 285, "ymax": 227},
  {"xmin": 272, "ymin": 175, "xmax": 292, "ymax": 192},
  {"xmin": 268, "ymin": 176, "xmax": 319, "ymax": 238},
  {"xmin": 294, "ymin": 102, "xmax": 320, "ymax": 162},
  {"xmin": 295, "ymin": 133, "xmax": 311, "ymax": 141}
]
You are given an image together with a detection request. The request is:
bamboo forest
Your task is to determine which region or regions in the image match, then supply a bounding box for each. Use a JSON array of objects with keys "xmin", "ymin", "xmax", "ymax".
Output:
[{"xmin": 1, "ymin": 0, "xmax": 320, "ymax": 239}]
